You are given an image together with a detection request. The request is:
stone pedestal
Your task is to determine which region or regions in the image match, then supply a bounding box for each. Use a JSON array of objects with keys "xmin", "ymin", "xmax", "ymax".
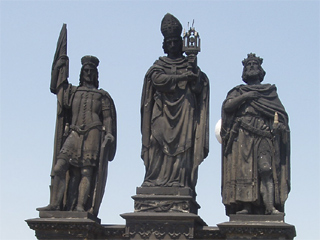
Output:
[
  {"xmin": 25, "ymin": 211, "xmax": 104, "ymax": 240},
  {"xmin": 26, "ymin": 211, "xmax": 296, "ymax": 239},
  {"xmin": 26, "ymin": 192, "xmax": 296, "ymax": 239},
  {"xmin": 121, "ymin": 186, "xmax": 206, "ymax": 239},
  {"xmin": 121, "ymin": 212, "xmax": 207, "ymax": 240},
  {"xmin": 133, "ymin": 187, "xmax": 200, "ymax": 214},
  {"xmin": 217, "ymin": 214, "xmax": 296, "ymax": 240}
]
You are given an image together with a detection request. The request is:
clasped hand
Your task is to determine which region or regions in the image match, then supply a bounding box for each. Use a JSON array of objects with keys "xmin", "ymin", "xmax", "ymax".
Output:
[
  {"xmin": 244, "ymin": 91, "xmax": 260, "ymax": 100},
  {"xmin": 179, "ymin": 70, "xmax": 199, "ymax": 83}
]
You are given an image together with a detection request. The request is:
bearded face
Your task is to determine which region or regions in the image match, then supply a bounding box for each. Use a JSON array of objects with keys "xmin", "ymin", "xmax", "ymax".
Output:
[
  {"xmin": 245, "ymin": 60, "xmax": 260, "ymax": 77},
  {"xmin": 242, "ymin": 60, "xmax": 265, "ymax": 84},
  {"xmin": 79, "ymin": 64, "xmax": 99, "ymax": 88}
]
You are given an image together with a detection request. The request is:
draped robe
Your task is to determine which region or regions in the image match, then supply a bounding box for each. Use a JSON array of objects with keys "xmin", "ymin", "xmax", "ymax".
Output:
[{"xmin": 141, "ymin": 56, "xmax": 209, "ymax": 190}]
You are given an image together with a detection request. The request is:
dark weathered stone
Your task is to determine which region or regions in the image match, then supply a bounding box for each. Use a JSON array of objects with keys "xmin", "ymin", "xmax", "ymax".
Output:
[
  {"xmin": 136, "ymin": 187, "xmax": 196, "ymax": 197},
  {"xmin": 26, "ymin": 217, "xmax": 104, "ymax": 240},
  {"xmin": 26, "ymin": 210, "xmax": 126, "ymax": 240},
  {"xmin": 221, "ymin": 53, "xmax": 290, "ymax": 216},
  {"xmin": 140, "ymin": 13, "xmax": 209, "ymax": 197},
  {"xmin": 26, "ymin": 215, "xmax": 297, "ymax": 240},
  {"xmin": 100, "ymin": 225, "xmax": 126, "ymax": 240},
  {"xmin": 194, "ymin": 226, "xmax": 224, "ymax": 240},
  {"xmin": 36, "ymin": 24, "xmax": 117, "ymax": 217},
  {"xmin": 229, "ymin": 214, "xmax": 284, "ymax": 223},
  {"xmin": 121, "ymin": 212, "xmax": 207, "ymax": 240},
  {"xmin": 38, "ymin": 211, "xmax": 101, "ymax": 223},
  {"xmin": 217, "ymin": 215, "xmax": 296, "ymax": 240},
  {"xmin": 120, "ymin": 13, "xmax": 210, "ymax": 240},
  {"xmin": 133, "ymin": 187, "xmax": 200, "ymax": 214}
]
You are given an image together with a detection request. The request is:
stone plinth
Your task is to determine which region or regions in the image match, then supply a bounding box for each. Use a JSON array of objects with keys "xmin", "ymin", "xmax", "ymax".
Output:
[
  {"xmin": 38, "ymin": 211, "xmax": 101, "ymax": 223},
  {"xmin": 217, "ymin": 214, "xmax": 296, "ymax": 240},
  {"xmin": 26, "ymin": 212, "xmax": 296, "ymax": 239},
  {"xmin": 26, "ymin": 211, "xmax": 109, "ymax": 240},
  {"xmin": 26, "ymin": 212, "xmax": 103, "ymax": 240},
  {"xmin": 121, "ymin": 187, "xmax": 207, "ymax": 239},
  {"xmin": 133, "ymin": 187, "xmax": 200, "ymax": 214},
  {"xmin": 121, "ymin": 212, "xmax": 207, "ymax": 240}
]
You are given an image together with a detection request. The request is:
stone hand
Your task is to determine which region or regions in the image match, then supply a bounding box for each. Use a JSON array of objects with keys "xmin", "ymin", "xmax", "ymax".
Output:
[
  {"xmin": 272, "ymin": 122, "xmax": 283, "ymax": 135},
  {"xmin": 54, "ymin": 55, "xmax": 69, "ymax": 69},
  {"xmin": 103, "ymin": 133, "xmax": 115, "ymax": 145},
  {"xmin": 180, "ymin": 71, "xmax": 198, "ymax": 82},
  {"xmin": 245, "ymin": 91, "xmax": 260, "ymax": 100}
]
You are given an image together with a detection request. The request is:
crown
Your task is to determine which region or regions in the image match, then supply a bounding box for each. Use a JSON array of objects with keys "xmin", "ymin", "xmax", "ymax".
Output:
[
  {"xmin": 81, "ymin": 55, "xmax": 99, "ymax": 67},
  {"xmin": 242, "ymin": 53, "xmax": 263, "ymax": 66},
  {"xmin": 161, "ymin": 13, "xmax": 182, "ymax": 38}
]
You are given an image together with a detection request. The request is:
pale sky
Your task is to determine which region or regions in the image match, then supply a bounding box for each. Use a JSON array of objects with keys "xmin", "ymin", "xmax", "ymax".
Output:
[{"xmin": 0, "ymin": 1, "xmax": 319, "ymax": 240}]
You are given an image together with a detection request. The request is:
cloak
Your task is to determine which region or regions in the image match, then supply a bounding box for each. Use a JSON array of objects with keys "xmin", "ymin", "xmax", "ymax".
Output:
[{"xmin": 221, "ymin": 83, "xmax": 290, "ymax": 214}]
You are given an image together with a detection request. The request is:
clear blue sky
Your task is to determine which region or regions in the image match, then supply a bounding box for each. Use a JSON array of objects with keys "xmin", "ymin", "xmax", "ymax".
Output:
[{"xmin": 0, "ymin": 1, "xmax": 319, "ymax": 239}]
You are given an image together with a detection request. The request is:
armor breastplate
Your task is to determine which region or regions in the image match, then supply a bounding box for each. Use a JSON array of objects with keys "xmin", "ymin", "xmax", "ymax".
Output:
[{"xmin": 71, "ymin": 88, "xmax": 103, "ymax": 129}]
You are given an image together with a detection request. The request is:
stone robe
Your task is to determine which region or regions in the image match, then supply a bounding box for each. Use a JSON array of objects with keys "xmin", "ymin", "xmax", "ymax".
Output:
[{"xmin": 141, "ymin": 56, "xmax": 209, "ymax": 190}]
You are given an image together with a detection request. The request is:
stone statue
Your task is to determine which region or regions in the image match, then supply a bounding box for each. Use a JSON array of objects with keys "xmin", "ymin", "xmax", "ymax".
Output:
[
  {"xmin": 37, "ymin": 24, "xmax": 116, "ymax": 216},
  {"xmin": 140, "ymin": 13, "xmax": 209, "ymax": 191},
  {"xmin": 220, "ymin": 53, "xmax": 290, "ymax": 215}
]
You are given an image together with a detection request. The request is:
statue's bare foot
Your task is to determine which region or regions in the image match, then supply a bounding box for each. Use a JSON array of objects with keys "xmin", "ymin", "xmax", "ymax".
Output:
[{"xmin": 36, "ymin": 205, "xmax": 59, "ymax": 211}]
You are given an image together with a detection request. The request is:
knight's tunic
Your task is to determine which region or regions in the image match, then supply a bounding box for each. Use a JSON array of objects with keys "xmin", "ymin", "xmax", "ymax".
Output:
[{"xmin": 59, "ymin": 85, "xmax": 111, "ymax": 167}]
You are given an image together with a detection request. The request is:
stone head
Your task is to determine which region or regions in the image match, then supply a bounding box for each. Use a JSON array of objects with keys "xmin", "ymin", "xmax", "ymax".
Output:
[
  {"xmin": 79, "ymin": 55, "xmax": 99, "ymax": 88},
  {"xmin": 161, "ymin": 13, "xmax": 183, "ymax": 56},
  {"xmin": 241, "ymin": 53, "xmax": 266, "ymax": 84}
]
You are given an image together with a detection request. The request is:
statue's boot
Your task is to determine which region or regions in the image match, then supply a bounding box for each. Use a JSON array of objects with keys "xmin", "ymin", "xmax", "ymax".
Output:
[
  {"xmin": 271, "ymin": 207, "xmax": 282, "ymax": 215},
  {"xmin": 36, "ymin": 190, "xmax": 62, "ymax": 211},
  {"xmin": 236, "ymin": 203, "xmax": 251, "ymax": 214},
  {"xmin": 74, "ymin": 171, "xmax": 91, "ymax": 212},
  {"xmin": 264, "ymin": 181, "xmax": 283, "ymax": 215},
  {"xmin": 36, "ymin": 204, "xmax": 59, "ymax": 211},
  {"xmin": 37, "ymin": 171, "xmax": 66, "ymax": 211}
]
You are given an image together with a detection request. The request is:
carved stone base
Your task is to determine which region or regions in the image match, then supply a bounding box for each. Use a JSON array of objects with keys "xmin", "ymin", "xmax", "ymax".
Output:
[
  {"xmin": 26, "ymin": 212, "xmax": 296, "ymax": 239},
  {"xmin": 38, "ymin": 211, "xmax": 101, "ymax": 223},
  {"xmin": 217, "ymin": 214, "xmax": 296, "ymax": 240},
  {"xmin": 26, "ymin": 211, "xmax": 103, "ymax": 240},
  {"xmin": 121, "ymin": 212, "xmax": 207, "ymax": 240},
  {"xmin": 133, "ymin": 187, "xmax": 200, "ymax": 214},
  {"xmin": 26, "ymin": 218, "xmax": 102, "ymax": 240}
]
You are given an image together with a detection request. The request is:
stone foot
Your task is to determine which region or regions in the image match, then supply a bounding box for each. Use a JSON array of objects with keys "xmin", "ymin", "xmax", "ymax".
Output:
[
  {"xmin": 36, "ymin": 205, "xmax": 59, "ymax": 211},
  {"xmin": 269, "ymin": 208, "xmax": 283, "ymax": 215},
  {"xmin": 236, "ymin": 209, "xmax": 249, "ymax": 214}
]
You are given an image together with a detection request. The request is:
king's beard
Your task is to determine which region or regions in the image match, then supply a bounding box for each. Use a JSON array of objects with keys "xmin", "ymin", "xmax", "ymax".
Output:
[
  {"xmin": 246, "ymin": 69, "xmax": 260, "ymax": 78},
  {"xmin": 243, "ymin": 69, "xmax": 261, "ymax": 84}
]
